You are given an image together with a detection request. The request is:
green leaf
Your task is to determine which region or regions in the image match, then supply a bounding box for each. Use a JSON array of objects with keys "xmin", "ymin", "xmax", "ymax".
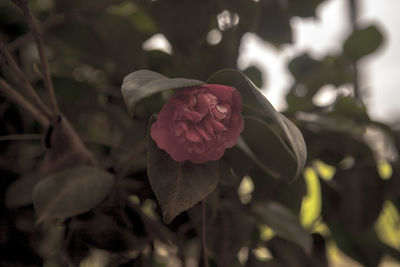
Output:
[
  {"xmin": 343, "ymin": 25, "xmax": 384, "ymax": 61},
  {"xmin": 207, "ymin": 69, "xmax": 307, "ymax": 182},
  {"xmin": 256, "ymin": 1, "xmax": 292, "ymax": 44},
  {"xmin": 121, "ymin": 70, "xmax": 204, "ymax": 116},
  {"xmin": 288, "ymin": 0, "xmax": 324, "ymax": 18},
  {"xmin": 33, "ymin": 165, "xmax": 115, "ymax": 224},
  {"xmin": 241, "ymin": 116, "xmax": 297, "ymax": 181},
  {"xmin": 243, "ymin": 66, "xmax": 263, "ymax": 88},
  {"xmin": 147, "ymin": 115, "xmax": 219, "ymax": 223},
  {"xmin": 188, "ymin": 200, "xmax": 256, "ymax": 267},
  {"xmin": 253, "ymin": 201, "xmax": 312, "ymax": 254},
  {"xmin": 328, "ymin": 224, "xmax": 383, "ymax": 266},
  {"xmin": 69, "ymin": 213, "xmax": 142, "ymax": 252}
]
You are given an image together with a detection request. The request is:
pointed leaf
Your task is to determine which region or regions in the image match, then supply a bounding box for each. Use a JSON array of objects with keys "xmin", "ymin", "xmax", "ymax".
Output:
[
  {"xmin": 33, "ymin": 165, "xmax": 115, "ymax": 224},
  {"xmin": 207, "ymin": 69, "xmax": 306, "ymax": 182},
  {"xmin": 147, "ymin": 115, "xmax": 219, "ymax": 223},
  {"xmin": 241, "ymin": 116, "xmax": 297, "ymax": 180},
  {"xmin": 121, "ymin": 70, "xmax": 204, "ymax": 116},
  {"xmin": 253, "ymin": 201, "xmax": 312, "ymax": 254},
  {"xmin": 6, "ymin": 173, "xmax": 44, "ymax": 208},
  {"xmin": 344, "ymin": 25, "xmax": 384, "ymax": 61}
]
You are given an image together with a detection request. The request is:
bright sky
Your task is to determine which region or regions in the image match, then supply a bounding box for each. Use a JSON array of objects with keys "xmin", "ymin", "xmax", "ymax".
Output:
[{"xmin": 238, "ymin": 0, "xmax": 400, "ymax": 124}]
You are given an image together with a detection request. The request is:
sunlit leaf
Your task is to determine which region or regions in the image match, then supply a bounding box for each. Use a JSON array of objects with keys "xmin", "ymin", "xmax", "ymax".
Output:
[
  {"xmin": 377, "ymin": 160, "xmax": 393, "ymax": 180},
  {"xmin": 147, "ymin": 115, "xmax": 219, "ymax": 223},
  {"xmin": 33, "ymin": 165, "xmax": 115, "ymax": 224},
  {"xmin": 121, "ymin": 70, "xmax": 204, "ymax": 116},
  {"xmin": 313, "ymin": 160, "xmax": 335, "ymax": 181},
  {"xmin": 300, "ymin": 167, "xmax": 322, "ymax": 228},
  {"xmin": 375, "ymin": 201, "xmax": 400, "ymax": 250}
]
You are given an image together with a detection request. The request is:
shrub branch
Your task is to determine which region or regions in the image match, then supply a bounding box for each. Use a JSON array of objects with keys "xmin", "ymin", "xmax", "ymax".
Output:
[
  {"xmin": 202, "ymin": 201, "xmax": 209, "ymax": 267},
  {"xmin": 12, "ymin": 0, "xmax": 60, "ymax": 116},
  {"xmin": 0, "ymin": 77, "xmax": 49, "ymax": 126}
]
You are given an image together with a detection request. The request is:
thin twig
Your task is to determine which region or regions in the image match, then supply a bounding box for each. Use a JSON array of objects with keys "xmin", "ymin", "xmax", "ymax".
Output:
[
  {"xmin": 114, "ymin": 142, "xmax": 147, "ymax": 174},
  {"xmin": 0, "ymin": 134, "xmax": 42, "ymax": 142},
  {"xmin": 348, "ymin": 0, "xmax": 363, "ymax": 105},
  {"xmin": 8, "ymin": 0, "xmax": 127, "ymax": 52},
  {"xmin": 0, "ymin": 77, "xmax": 49, "ymax": 126},
  {"xmin": 8, "ymin": 13, "xmax": 66, "ymax": 52},
  {"xmin": 0, "ymin": 133, "xmax": 130, "ymax": 153},
  {"xmin": 12, "ymin": 0, "xmax": 59, "ymax": 116},
  {"xmin": 202, "ymin": 201, "xmax": 209, "ymax": 267},
  {"xmin": 0, "ymin": 40, "xmax": 52, "ymax": 119}
]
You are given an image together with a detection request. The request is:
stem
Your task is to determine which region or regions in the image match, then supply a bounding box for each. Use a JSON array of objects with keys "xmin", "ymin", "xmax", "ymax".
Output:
[
  {"xmin": 0, "ymin": 134, "xmax": 42, "ymax": 142},
  {"xmin": 114, "ymin": 142, "xmax": 147, "ymax": 174},
  {"xmin": 12, "ymin": 0, "xmax": 59, "ymax": 116},
  {"xmin": 0, "ymin": 77, "xmax": 49, "ymax": 126},
  {"xmin": 202, "ymin": 201, "xmax": 209, "ymax": 267},
  {"xmin": 0, "ymin": 40, "xmax": 52, "ymax": 119},
  {"xmin": 8, "ymin": 14, "xmax": 66, "ymax": 52},
  {"xmin": 348, "ymin": 0, "xmax": 363, "ymax": 104}
]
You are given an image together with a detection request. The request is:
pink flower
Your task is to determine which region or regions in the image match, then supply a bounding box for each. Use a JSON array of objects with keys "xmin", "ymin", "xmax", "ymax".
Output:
[{"xmin": 151, "ymin": 84, "xmax": 244, "ymax": 163}]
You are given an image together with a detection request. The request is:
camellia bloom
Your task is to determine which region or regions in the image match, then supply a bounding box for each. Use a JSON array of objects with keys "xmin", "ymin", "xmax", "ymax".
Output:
[{"xmin": 151, "ymin": 84, "xmax": 244, "ymax": 163}]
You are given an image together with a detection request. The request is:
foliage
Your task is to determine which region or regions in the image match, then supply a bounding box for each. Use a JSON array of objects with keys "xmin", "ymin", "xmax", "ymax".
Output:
[{"xmin": 1, "ymin": 0, "xmax": 399, "ymax": 266}]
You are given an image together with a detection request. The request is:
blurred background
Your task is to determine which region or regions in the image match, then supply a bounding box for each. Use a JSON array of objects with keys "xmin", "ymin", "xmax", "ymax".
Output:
[{"xmin": 1, "ymin": 0, "xmax": 400, "ymax": 266}]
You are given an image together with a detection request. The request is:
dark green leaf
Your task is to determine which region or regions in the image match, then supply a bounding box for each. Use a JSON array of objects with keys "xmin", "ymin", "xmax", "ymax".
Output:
[
  {"xmin": 343, "ymin": 25, "xmax": 384, "ymax": 61},
  {"xmin": 207, "ymin": 69, "xmax": 307, "ymax": 182},
  {"xmin": 69, "ymin": 213, "xmax": 141, "ymax": 252},
  {"xmin": 41, "ymin": 116, "xmax": 96, "ymax": 174},
  {"xmin": 253, "ymin": 201, "xmax": 312, "ymax": 254},
  {"xmin": 6, "ymin": 173, "xmax": 44, "ymax": 208},
  {"xmin": 328, "ymin": 224, "xmax": 383, "ymax": 266},
  {"xmin": 266, "ymin": 235, "xmax": 327, "ymax": 267},
  {"xmin": 33, "ymin": 165, "xmax": 115, "ymax": 224},
  {"xmin": 321, "ymin": 166, "xmax": 384, "ymax": 234},
  {"xmin": 287, "ymin": 54, "xmax": 353, "ymax": 103},
  {"xmin": 256, "ymin": 1, "xmax": 292, "ymax": 44},
  {"xmin": 121, "ymin": 70, "xmax": 204, "ymax": 116},
  {"xmin": 251, "ymin": 165, "xmax": 306, "ymax": 213},
  {"xmin": 148, "ymin": 0, "xmax": 214, "ymax": 54},
  {"xmin": 147, "ymin": 115, "xmax": 219, "ymax": 223},
  {"xmin": 329, "ymin": 96, "xmax": 370, "ymax": 123},
  {"xmin": 188, "ymin": 199, "xmax": 255, "ymax": 267},
  {"xmin": 243, "ymin": 66, "xmax": 263, "ymax": 88},
  {"xmin": 288, "ymin": 0, "xmax": 324, "ymax": 18},
  {"xmin": 241, "ymin": 116, "xmax": 297, "ymax": 181}
]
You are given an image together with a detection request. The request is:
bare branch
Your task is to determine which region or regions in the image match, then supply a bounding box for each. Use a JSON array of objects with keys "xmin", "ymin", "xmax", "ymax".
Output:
[
  {"xmin": 12, "ymin": 0, "xmax": 59, "ymax": 115},
  {"xmin": 0, "ymin": 77, "xmax": 49, "ymax": 126},
  {"xmin": 8, "ymin": 13, "xmax": 66, "ymax": 52},
  {"xmin": 202, "ymin": 201, "xmax": 209, "ymax": 267},
  {"xmin": 0, "ymin": 39, "xmax": 52, "ymax": 119},
  {"xmin": 0, "ymin": 134, "xmax": 42, "ymax": 142}
]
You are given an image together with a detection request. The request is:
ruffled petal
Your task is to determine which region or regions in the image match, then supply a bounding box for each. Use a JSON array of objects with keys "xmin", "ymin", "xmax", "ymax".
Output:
[
  {"xmin": 151, "ymin": 121, "xmax": 173, "ymax": 151},
  {"xmin": 203, "ymin": 84, "xmax": 234, "ymax": 104},
  {"xmin": 185, "ymin": 125, "xmax": 202, "ymax": 143}
]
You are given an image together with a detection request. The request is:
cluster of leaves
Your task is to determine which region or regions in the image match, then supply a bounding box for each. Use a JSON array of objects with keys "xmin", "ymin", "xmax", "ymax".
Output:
[{"xmin": 1, "ymin": 0, "xmax": 400, "ymax": 267}]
